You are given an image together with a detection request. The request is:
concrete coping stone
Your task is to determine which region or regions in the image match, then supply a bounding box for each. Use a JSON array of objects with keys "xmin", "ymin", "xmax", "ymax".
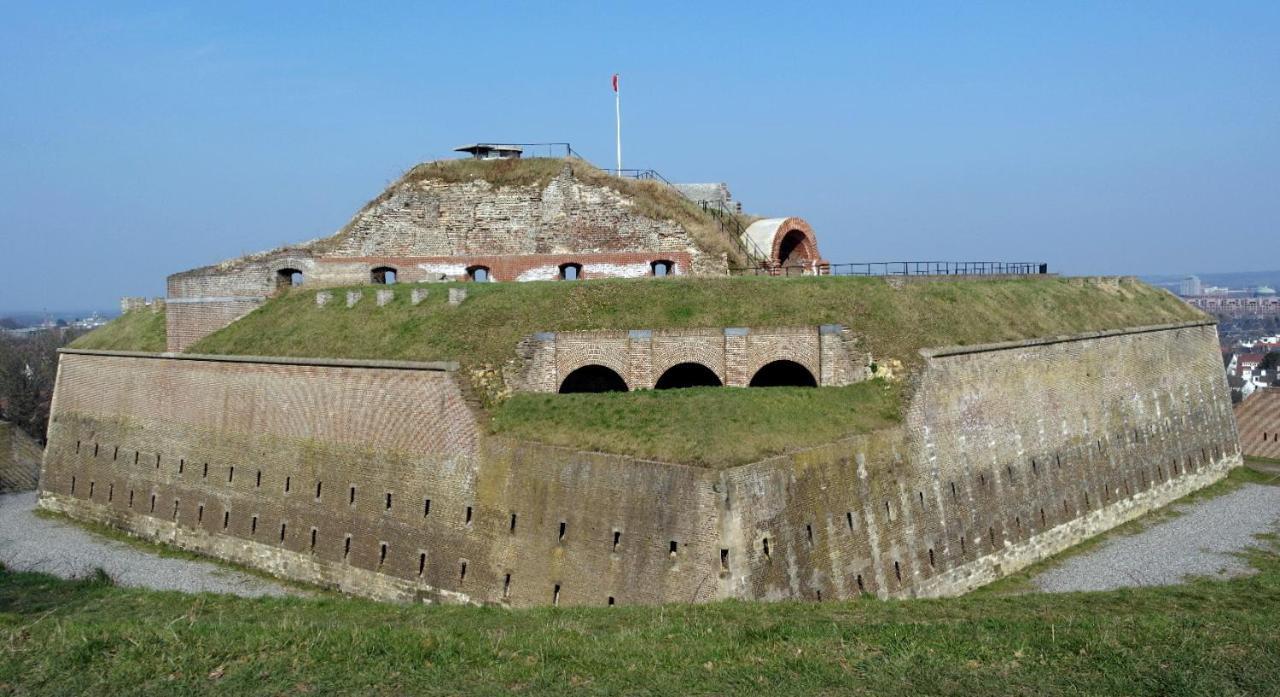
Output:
[
  {"xmin": 919, "ymin": 320, "xmax": 1218, "ymax": 359},
  {"xmin": 345, "ymin": 290, "xmax": 363, "ymax": 308},
  {"xmin": 628, "ymin": 329, "xmax": 652, "ymax": 340},
  {"xmin": 164, "ymin": 296, "xmax": 267, "ymax": 304},
  {"xmin": 819, "ymin": 324, "xmax": 844, "ymax": 335},
  {"xmin": 723, "ymin": 327, "xmax": 750, "ymax": 337},
  {"xmin": 376, "ymin": 289, "xmax": 395, "ymax": 307},
  {"xmin": 58, "ymin": 348, "xmax": 458, "ymax": 372},
  {"xmin": 532, "ymin": 332, "xmax": 557, "ymax": 341}
]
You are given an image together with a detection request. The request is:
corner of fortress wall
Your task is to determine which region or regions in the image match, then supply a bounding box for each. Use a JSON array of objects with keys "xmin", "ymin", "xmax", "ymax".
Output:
[{"xmin": 37, "ymin": 319, "xmax": 1240, "ymax": 606}]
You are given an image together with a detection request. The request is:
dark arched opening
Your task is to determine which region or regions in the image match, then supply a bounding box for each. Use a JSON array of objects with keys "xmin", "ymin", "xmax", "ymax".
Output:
[
  {"xmin": 749, "ymin": 360, "xmax": 817, "ymax": 387},
  {"xmin": 654, "ymin": 362, "xmax": 722, "ymax": 390},
  {"xmin": 371, "ymin": 266, "xmax": 398, "ymax": 284},
  {"xmin": 777, "ymin": 230, "xmax": 814, "ymax": 267},
  {"xmin": 559, "ymin": 263, "xmax": 583, "ymax": 281},
  {"xmin": 558, "ymin": 365, "xmax": 628, "ymax": 393},
  {"xmin": 276, "ymin": 268, "xmax": 303, "ymax": 290},
  {"xmin": 467, "ymin": 265, "xmax": 492, "ymax": 282},
  {"xmin": 651, "ymin": 260, "xmax": 675, "ymax": 277}
]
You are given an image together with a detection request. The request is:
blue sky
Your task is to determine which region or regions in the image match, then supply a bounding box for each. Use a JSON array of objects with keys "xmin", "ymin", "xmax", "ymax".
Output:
[{"xmin": 1, "ymin": 2, "xmax": 1277, "ymax": 310}]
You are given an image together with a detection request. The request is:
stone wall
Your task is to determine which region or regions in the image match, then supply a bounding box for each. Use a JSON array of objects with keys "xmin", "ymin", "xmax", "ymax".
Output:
[
  {"xmin": 39, "ymin": 319, "xmax": 1239, "ymax": 606},
  {"xmin": 37, "ymin": 350, "xmax": 722, "ymax": 606},
  {"xmin": 1235, "ymin": 387, "xmax": 1280, "ymax": 460},
  {"xmin": 511, "ymin": 325, "xmax": 870, "ymax": 392},
  {"xmin": 718, "ymin": 320, "xmax": 1240, "ymax": 600},
  {"xmin": 0, "ymin": 421, "xmax": 43, "ymax": 493}
]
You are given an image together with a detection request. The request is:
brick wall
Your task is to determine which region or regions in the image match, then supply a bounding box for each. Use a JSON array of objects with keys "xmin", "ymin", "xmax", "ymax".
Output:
[
  {"xmin": 1235, "ymin": 387, "xmax": 1280, "ymax": 459},
  {"xmin": 512, "ymin": 325, "xmax": 870, "ymax": 392},
  {"xmin": 0, "ymin": 421, "xmax": 43, "ymax": 493},
  {"xmin": 719, "ymin": 320, "xmax": 1241, "ymax": 600},
  {"xmin": 38, "ymin": 319, "xmax": 1239, "ymax": 606}
]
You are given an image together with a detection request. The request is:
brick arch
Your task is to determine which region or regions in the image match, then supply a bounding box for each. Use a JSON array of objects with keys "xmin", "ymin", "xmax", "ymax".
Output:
[
  {"xmin": 650, "ymin": 338, "xmax": 725, "ymax": 382},
  {"xmin": 555, "ymin": 339, "xmax": 632, "ymax": 390},
  {"xmin": 744, "ymin": 345, "xmax": 820, "ymax": 383},
  {"xmin": 771, "ymin": 218, "xmax": 820, "ymax": 267}
]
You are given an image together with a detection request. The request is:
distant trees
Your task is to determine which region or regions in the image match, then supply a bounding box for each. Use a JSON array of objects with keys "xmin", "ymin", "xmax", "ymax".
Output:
[{"xmin": 0, "ymin": 329, "xmax": 84, "ymax": 444}]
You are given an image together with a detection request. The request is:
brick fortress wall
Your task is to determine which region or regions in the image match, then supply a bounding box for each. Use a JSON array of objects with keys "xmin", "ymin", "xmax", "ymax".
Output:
[
  {"xmin": 511, "ymin": 325, "xmax": 870, "ymax": 392},
  {"xmin": 38, "ymin": 321, "xmax": 1239, "ymax": 605},
  {"xmin": 718, "ymin": 320, "xmax": 1240, "ymax": 600}
]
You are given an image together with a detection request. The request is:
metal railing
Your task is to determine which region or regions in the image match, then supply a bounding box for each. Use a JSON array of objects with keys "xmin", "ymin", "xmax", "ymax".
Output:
[{"xmin": 730, "ymin": 261, "xmax": 1049, "ymax": 277}]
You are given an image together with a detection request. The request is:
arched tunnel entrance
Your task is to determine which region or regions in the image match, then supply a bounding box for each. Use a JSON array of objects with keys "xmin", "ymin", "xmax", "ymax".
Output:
[
  {"xmin": 654, "ymin": 362, "xmax": 723, "ymax": 390},
  {"xmin": 559, "ymin": 365, "xmax": 628, "ymax": 393},
  {"xmin": 749, "ymin": 360, "xmax": 818, "ymax": 387}
]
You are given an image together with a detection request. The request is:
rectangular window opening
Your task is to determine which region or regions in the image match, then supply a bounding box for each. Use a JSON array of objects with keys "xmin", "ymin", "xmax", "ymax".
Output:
[
  {"xmin": 459, "ymin": 560, "xmax": 467, "ymax": 581},
  {"xmin": 386, "ymin": 492, "xmax": 392, "ymax": 511},
  {"xmin": 510, "ymin": 513, "xmax": 517, "ymax": 533},
  {"xmin": 894, "ymin": 560, "xmax": 902, "ymax": 582},
  {"xmin": 503, "ymin": 573, "xmax": 511, "ymax": 598},
  {"xmin": 856, "ymin": 574, "xmax": 865, "ymax": 593},
  {"xmin": 378, "ymin": 542, "xmax": 387, "ymax": 567},
  {"xmin": 129, "ymin": 490, "xmax": 134, "ymax": 508},
  {"xmin": 553, "ymin": 583, "xmax": 560, "ymax": 606},
  {"xmin": 669, "ymin": 540, "xmax": 678, "ymax": 557},
  {"xmin": 465, "ymin": 505, "xmax": 472, "ymax": 524},
  {"xmin": 311, "ymin": 528, "xmax": 318, "ymax": 552},
  {"xmin": 558, "ymin": 521, "xmax": 566, "ymax": 542},
  {"xmin": 612, "ymin": 530, "xmax": 621, "ymax": 551},
  {"xmin": 720, "ymin": 548, "xmax": 729, "ymax": 571},
  {"xmin": 607, "ymin": 596, "xmax": 615, "ymax": 606}
]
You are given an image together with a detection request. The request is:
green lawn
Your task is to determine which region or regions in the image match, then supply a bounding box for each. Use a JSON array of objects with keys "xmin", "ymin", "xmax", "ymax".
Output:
[
  {"xmin": 489, "ymin": 381, "xmax": 902, "ymax": 467},
  {"xmin": 67, "ymin": 308, "xmax": 166, "ymax": 353},
  {"xmin": 2, "ymin": 535, "xmax": 1276, "ymax": 696}
]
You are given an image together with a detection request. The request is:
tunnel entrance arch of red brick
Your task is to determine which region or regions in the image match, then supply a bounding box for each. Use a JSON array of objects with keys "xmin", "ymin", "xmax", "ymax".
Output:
[
  {"xmin": 772, "ymin": 219, "xmax": 819, "ymax": 267},
  {"xmin": 654, "ymin": 362, "xmax": 722, "ymax": 390}
]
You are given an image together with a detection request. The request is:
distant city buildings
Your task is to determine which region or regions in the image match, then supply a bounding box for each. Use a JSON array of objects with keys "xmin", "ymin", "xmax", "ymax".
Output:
[{"xmin": 1180, "ymin": 275, "xmax": 1202, "ymax": 297}]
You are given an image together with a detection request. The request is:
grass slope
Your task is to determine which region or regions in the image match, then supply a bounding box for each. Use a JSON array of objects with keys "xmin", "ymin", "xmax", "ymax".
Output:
[
  {"xmin": 192, "ymin": 276, "xmax": 1199, "ymax": 377},
  {"xmin": 1, "ymin": 536, "xmax": 1276, "ymax": 695},
  {"xmin": 67, "ymin": 309, "xmax": 166, "ymax": 353},
  {"xmin": 491, "ymin": 381, "xmax": 901, "ymax": 467}
]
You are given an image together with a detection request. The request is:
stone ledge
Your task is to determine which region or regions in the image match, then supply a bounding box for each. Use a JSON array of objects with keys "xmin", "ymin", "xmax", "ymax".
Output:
[{"xmin": 57, "ymin": 348, "xmax": 458, "ymax": 372}]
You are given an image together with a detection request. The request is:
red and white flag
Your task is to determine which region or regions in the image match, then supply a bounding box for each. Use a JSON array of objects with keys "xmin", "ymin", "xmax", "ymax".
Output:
[{"xmin": 612, "ymin": 73, "xmax": 619, "ymax": 92}]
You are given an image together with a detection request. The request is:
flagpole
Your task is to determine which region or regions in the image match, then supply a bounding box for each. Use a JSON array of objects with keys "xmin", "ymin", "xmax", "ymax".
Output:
[{"xmin": 614, "ymin": 74, "xmax": 622, "ymax": 176}]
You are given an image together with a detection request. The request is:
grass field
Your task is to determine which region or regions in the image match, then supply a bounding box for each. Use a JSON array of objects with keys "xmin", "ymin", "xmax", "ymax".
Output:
[
  {"xmin": 1, "ymin": 530, "xmax": 1276, "ymax": 695},
  {"xmin": 66, "ymin": 308, "xmax": 166, "ymax": 353},
  {"xmin": 489, "ymin": 381, "xmax": 902, "ymax": 467}
]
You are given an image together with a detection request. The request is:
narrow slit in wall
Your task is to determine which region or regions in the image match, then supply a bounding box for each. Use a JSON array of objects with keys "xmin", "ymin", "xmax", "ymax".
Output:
[
  {"xmin": 423, "ymin": 498, "xmax": 431, "ymax": 517},
  {"xmin": 149, "ymin": 494, "xmax": 156, "ymax": 513},
  {"xmin": 465, "ymin": 506, "xmax": 472, "ymax": 524},
  {"xmin": 607, "ymin": 596, "xmax": 615, "ymax": 606},
  {"xmin": 418, "ymin": 552, "xmax": 426, "ymax": 576},
  {"xmin": 720, "ymin": 549, "xmax": 729, "ymax": 571},
  {"xmin": 223, "ymin": 511, "xmax": 229, "ymax": 529},
  {"xmin": 558, "ymin": 521, "xmax": 566, "ymax": 542},
  {"xmin": 459, "ymin": 560, "xmax": 467, "ymax": 581},
  {"xmin": 553, "ymin": 583, "xmax": 560, "ymax": 606},
  {"xmin": 344, "ymin": 535, "xmax": 351, "ymax": 560},
  {"xmin": 846, "ymin": 511, "xmax": 854, "ymax": 530},
  {"xmin": 805, "ymin": 523, "xmax": 814, "ymax": 545},
  {"xmin": 256, "ymin": 470, "xmax": 261, "ymax": 487},
  {"xmin": 378, "ymin": 542, "xmax": 387, "ymax": 566},
  {"xmin": 510, "ymin": 513, "xmax": 517, "ymax": 533},
  {"xmin": 285, "ymin": 476, "xmax": 290, "ymax": 493},
  {"xmin": 280, "ymin": 523, "xmax": 288, "ymax": 543},
  {"xmin": 894, "ymin": 560, "xmax": 901, "ymax": 582},
  {"xmin": 386, "ymin": 493, "xmax": 392, "ymax": 510},
  {"xmin": 311, "ymin": 528, "xmax": 318, "ymax": 552},
  {"xmin": 612, "ymin": 530, "xmax": 621, "ymax": 551},
  {"xmin": 251, "ymin": 515, "xmax": 258, "ymax": 534},
  {"xmin": 762, "ymin": 537, "xmax": 770, "ymax": 558},
  {"xmin": 172, "ymin": 499, "xmax": 179, "ymax": 520},
  {"xmin": 503, "ymin": 573, "xmax": 511, "ymax": 598},
  {"xmin": 856, "ymin": 574, "xmax": 865, "ymax": 593},
  {"xmin": 197, "ymin": 504, "xmax": 204, "ymax": 523}
]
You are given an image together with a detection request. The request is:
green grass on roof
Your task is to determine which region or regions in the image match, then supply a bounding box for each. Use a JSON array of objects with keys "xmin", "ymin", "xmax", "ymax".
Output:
[
  {"xmin": 489, "ymin": 381, "xmax": 902, "ymax": 468},
  {"xmin": 192, "ymin": 275, "xmax": 1201, "ymax": 382},
  {"xmin": 68, "ymin": 308, "xmax": 166, "ymax": 353}
]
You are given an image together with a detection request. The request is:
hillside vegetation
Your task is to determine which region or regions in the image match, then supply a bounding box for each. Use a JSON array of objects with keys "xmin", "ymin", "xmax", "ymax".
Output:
[
  {"xmin": 67, "ymin": 308, "xmax": 166, "ymax": 353},
  {"xmin": 190, "ymin": 276, "xmax": 1199, "ymax": 375},
  {"xmin": 1, "ymin": 504, "xmax": 1276, "ymax": 695},
  {"xmin": 491, "ymin": 381, "xmax": 902, "ymax": 468}
]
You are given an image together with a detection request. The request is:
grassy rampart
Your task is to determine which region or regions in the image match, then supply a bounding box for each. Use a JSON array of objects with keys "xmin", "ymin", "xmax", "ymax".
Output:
[{"xmin": 67, "ymin": 308, "xmax": 166, "ymax": 353}]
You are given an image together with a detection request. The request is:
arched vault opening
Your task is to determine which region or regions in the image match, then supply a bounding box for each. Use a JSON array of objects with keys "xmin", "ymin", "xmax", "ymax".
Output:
[
  {"xmin": 654, "ymin": 362, "xmax": 722, "ymax": 390},
  {"xmin": 559, "ymin": 365, "xmax": 628, "ymax": 393},
  {"xmin": 749, "ymin": 360, "xmax": 818, "ymax": 388}
]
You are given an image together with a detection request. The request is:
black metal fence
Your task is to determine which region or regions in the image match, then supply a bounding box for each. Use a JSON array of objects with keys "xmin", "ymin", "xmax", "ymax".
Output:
[{"xmin": 730, "ymin": 261, "xmax": 1049, "ymax": 277}]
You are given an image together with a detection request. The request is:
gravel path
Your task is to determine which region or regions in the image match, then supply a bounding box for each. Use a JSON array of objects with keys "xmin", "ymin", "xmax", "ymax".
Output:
[
  {"xmin": 0, "ymin": 491, "xmax": 300, "ymax": 598},
  {"xmin": 1032, "ymin": 481, "xmax": 1280, "ymax": 593}
]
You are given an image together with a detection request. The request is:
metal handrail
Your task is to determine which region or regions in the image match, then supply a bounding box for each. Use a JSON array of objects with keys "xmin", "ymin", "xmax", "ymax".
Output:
[{"xmin": 729, "ymin": 261, "xmax": 1049, "ymax": 277}]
